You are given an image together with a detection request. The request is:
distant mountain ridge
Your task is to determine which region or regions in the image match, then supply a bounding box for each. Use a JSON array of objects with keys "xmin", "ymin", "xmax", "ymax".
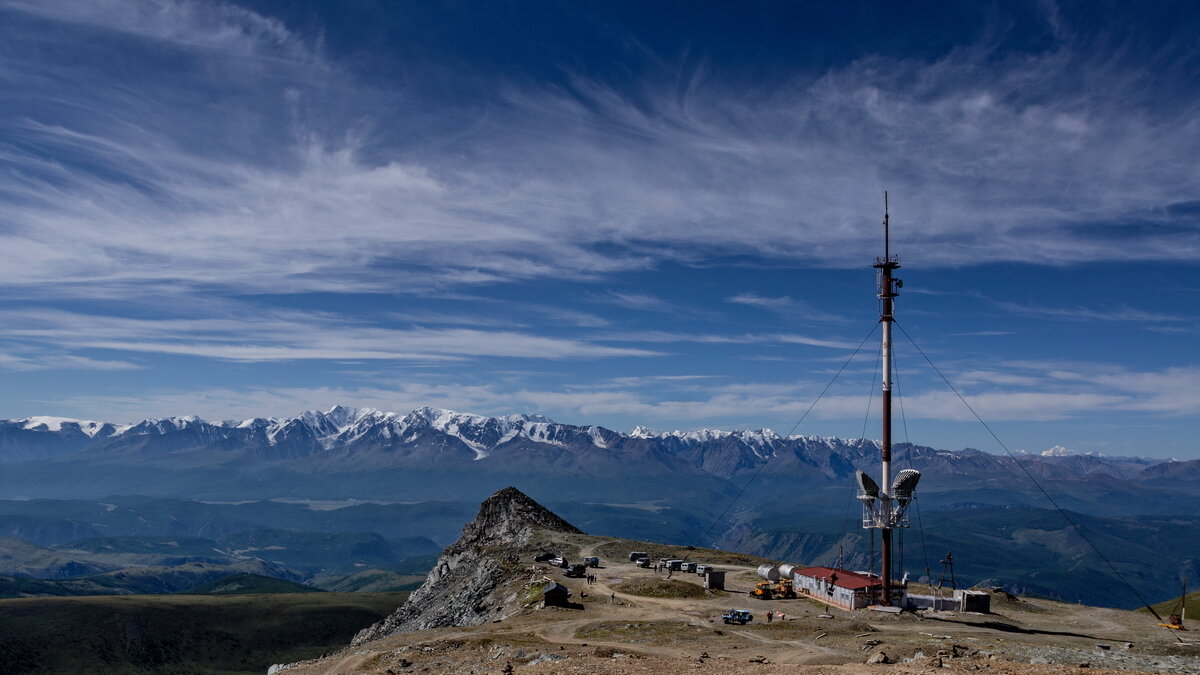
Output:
[
  {"xmin": 0, "ymin": 406, "xmax": 1195, "ymax": 509},
  {"xmin": 0, "ymin": 404, "xmax": 1168, "ymax": 463}
]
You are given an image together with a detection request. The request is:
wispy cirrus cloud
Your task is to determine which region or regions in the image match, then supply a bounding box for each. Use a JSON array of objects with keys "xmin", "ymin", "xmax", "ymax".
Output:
[
  {"xmin": 2, "ymin": 0, "xmax": 1200, "ymax": 306},
  {"xmin": 989, "ymin": 299, "xmax": 1189, "ymax": 324},
  {"xmin": 728, "ymin": 293, "xmax": 795, "ymax": 310},
  {"xmin": 727, "ymin": 293, "xmax": 845, "ymax": 323},
  {"xmin": 3, "ymin": 0, "xmax": 312, "ymax": 60},
  {"xmin": 593, "ymin": 330, "xmax": 856, "ymax": 349},
  {"xmin": 0, "ymin": 308, "xmax": 658, "ymax": 364}
]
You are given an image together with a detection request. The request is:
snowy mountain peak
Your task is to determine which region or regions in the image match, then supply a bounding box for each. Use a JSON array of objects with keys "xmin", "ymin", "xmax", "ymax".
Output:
[
  {"xmin": 630, "ymin": 425, "xmax": 660, "ymax": 438},
  {"xmin": 17, "ymin": 416, "xmax": 111, "ymax": 437},
  {"xmin": 1039, "ymin": 445, "xmax": 1105, "ymax": 458}
]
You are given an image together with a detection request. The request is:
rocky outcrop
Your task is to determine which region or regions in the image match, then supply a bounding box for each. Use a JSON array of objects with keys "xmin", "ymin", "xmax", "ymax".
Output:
[{"xmin": 351, "ymin": 486, "xmax": 581, "ymax": 645}]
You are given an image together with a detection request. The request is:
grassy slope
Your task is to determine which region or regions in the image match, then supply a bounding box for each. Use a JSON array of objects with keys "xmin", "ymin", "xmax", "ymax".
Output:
[
  {"xmin": 315, "ymin": 569, "xmax": 426, "ymax": 593},
  {"xmin": 1143, "ymin": 590, "xmax": 1200, "ymax": 623},
  {"xmin": 0, "ymin": 591, "xmax": 407, "ymax": 675},
  {"xmin": 182, "ymin": 573, "xmax": 323, "ymax": 595}
]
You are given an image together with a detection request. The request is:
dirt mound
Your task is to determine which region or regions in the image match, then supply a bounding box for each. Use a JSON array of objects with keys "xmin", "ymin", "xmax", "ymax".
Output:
[{"xmin": 614, "ymin": 578, "xmax": 707, "ymax": 598}]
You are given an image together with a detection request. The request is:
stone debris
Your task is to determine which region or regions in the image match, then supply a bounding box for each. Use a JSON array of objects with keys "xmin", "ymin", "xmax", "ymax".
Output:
[{"xmin": 866, "ymin": 651, "xmax": 890, "ymax": 664}]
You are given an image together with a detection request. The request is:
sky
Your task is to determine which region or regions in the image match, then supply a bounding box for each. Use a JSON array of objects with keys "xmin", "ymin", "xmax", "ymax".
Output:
[{"xmin": 0, "ymin": 0, "xmax": 1198, "ymax": 458}]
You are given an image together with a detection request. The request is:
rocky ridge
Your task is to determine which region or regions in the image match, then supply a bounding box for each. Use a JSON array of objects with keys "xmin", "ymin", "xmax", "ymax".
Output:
[{"xmin": 351, "ymin": 486, "xmax": 582, "ymax": 645}]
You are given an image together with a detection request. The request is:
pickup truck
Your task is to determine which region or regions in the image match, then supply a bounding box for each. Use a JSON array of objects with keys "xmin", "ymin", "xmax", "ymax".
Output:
[{"xmin": 721, "ymin": 609, "xmax": 753, "ymax": 625}]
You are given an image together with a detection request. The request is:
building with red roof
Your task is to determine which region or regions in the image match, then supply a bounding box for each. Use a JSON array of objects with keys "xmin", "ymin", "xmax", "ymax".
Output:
[{"xmin": 791, "ymin": 566, "xmax": 902, "ymax": 610}]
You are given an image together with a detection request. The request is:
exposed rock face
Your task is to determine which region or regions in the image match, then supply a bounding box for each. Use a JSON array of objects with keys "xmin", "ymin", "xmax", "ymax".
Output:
[{"xmin": 351, "ymin": 486, "xmax": 581, "ymax": 645}]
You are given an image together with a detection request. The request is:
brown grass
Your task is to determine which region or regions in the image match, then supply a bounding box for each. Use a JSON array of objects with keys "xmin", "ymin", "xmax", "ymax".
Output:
[{"xmin": 614, "ymin": 578, "xmax": 708, "ymax": 599}]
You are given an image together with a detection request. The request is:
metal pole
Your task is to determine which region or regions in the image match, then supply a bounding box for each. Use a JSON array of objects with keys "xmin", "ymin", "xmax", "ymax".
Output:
[{"xmin": 877, "ymin": 192, "xmax": 898, "ymax": 605}]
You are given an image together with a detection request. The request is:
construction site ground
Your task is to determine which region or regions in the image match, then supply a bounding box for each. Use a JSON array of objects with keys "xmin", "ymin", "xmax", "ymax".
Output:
[{"xmin": 277, "ymin": 534, "xmax": 1200, "ymax": 674}]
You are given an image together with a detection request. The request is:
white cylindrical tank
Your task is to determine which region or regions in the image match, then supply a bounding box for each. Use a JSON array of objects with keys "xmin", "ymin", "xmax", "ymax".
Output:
[
  {"xmin": 778, "ymin": 563, "xmax": 800, "ymax": 578},
  {"xmin": 756, "ymin": 564, "xmax": 780, "ymax": 581}
]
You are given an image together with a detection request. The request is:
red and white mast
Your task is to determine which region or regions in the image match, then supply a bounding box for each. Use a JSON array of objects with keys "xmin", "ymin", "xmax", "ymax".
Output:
[
  {"xmin": 858, "ymin": 192, "xmax": 918, "ymax": 607},
  {"xmin": 876, "ymin": 193, "xmax": 899, "ymax": 604}
]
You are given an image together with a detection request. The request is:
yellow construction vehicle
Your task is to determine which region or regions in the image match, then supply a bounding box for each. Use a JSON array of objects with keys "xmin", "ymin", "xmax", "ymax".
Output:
[
  {"xmin": 752, "ymin": 581, "xmax": 773, "ymax": 600},
  {"xmin": 772, "ymin": 579, "xmax": 798, "ymax": 599}
]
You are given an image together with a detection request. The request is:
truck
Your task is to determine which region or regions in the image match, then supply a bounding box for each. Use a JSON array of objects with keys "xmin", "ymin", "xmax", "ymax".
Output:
[
  {"xmin": 628, "ymin": 551, "xmax": 648, "ymax": 561},
  {"xmin": 722, "ymin": 609, "xmax": 753, "ymax": 625},
  {"xmin": 583, "ymin": 556, "xmax": 600, "ymax": 568}
]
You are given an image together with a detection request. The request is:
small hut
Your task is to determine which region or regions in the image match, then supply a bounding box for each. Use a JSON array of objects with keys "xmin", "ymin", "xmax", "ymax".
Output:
[
  {"xmin": 704, "ymin": 570, "xmax": 726, "ymax": 590},
  {"xmin": 541, "ymin": 582, "xmax": 570, "ymax": 608}
]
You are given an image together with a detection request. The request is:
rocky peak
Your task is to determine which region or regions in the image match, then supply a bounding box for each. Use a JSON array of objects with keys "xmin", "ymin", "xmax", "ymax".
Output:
[
  {"xmin": 351, "ymin": 487, "xmax": 582, "ymax": 645},
  {"xmin": 454, "ymin": 486, "xmax": 581, "ymax": 550}
]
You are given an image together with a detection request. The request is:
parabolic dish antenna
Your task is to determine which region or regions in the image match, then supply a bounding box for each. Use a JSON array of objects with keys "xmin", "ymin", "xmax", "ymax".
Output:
[
  {"xmin": 856, "ymin": 470, "xmax": 879, "ymax": 505},
  {"xmin": 891, "ymin": 469, "xmax": 921, "ymax": 505}
]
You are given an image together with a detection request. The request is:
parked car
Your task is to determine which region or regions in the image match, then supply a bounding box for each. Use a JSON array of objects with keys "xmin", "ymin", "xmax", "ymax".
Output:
[
  {"xmin": 549, "ymin": 557, "xmax": 568, "ymax": 568},
  {"xmin": 628, "ymin": 551, "xmax": 648, "ymax": 561},
  {"xmin": 533, "ymin": 552, "xmax": 556, "ymax": 563},
  {"xmin": 564, "ymin": 563, "xmax": 588, "ymax": 578},
  {"xmin": 635, "ymin": 557, "xmax": 651, "ymax": 568},
  {"xmin": 722, "ymin": 609, "xmax": 753, "ymax": 625},
  {"xmin": 680, "ymin": 562, "xmax": 698, "ymax": 573},
  {"xmin": 695, "ymin": 565, "xmax": 711, "ymax": 576}
]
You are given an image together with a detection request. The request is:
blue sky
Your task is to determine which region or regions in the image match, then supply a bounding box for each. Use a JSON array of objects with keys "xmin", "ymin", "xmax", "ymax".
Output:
[{"xmin": 0, "ymin": 0, "xmax": 1198, "ymax": 458}]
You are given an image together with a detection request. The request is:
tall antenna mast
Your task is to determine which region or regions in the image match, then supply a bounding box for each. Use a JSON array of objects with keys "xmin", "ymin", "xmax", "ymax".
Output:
[{"xmin": 857, "ymin": 190, "xmax": 917, "ymax": 607}]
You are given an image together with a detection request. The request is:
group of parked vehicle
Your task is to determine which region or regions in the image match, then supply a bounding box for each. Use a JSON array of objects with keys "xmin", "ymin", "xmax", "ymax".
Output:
[
  {"xmin": 532, "ymin": 552, "xmax": 601, "ymax": 578},
  {"xmin": 627, "ymin": 551, "xmax": 716, "ymax": 577}
]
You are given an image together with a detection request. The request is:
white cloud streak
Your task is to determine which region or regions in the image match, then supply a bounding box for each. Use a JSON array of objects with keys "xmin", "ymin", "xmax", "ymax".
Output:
[
  {"xmin": 1, "ymin": 1, "xmax": 1198, "ymax": 305},
  {"xmin": 0, "ymin": 308, "xmax": 658, "ymax": 364},
  {"xmin": 40, "ymin": 361, "xmax": 1200, "ymax": 428}
]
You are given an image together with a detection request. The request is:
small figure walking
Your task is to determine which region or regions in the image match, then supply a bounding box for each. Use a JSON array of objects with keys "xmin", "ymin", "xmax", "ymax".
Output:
[
  {"xmin": 767, "ymin": 610, "xmax": 774, "ymax": 623},
  {"xmin": 610, "ymin": 592, "xmax": 616, "ymax": 604}
]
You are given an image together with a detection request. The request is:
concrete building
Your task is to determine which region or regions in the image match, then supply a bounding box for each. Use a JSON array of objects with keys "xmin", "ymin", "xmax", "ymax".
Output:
[{"xmin": 904, "ymin": 588, "xmax": 990, "ymax": 613}]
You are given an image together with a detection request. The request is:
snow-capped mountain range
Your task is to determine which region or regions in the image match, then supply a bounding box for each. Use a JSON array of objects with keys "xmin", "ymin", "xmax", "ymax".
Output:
[
  {"xmin": 0, "ymin": 405, "xmax": 1163, "ymax": 464},
  {"xmin": 1, "ymin": 405, "xmax": 1192, "ymax": 505}
]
